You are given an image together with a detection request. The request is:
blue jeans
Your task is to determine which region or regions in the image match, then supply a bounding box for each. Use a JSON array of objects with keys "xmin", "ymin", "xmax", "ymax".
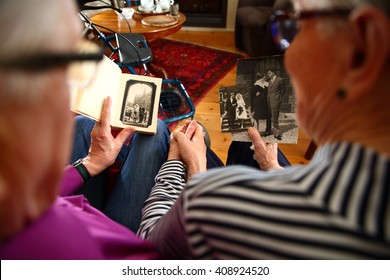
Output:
[
  {"xmin": 70, "ymin": 116, "xmax": 287, "ymax": 232},
  {"xmin": 71, "ymin": 116, "xmax": 170, "ymax": 232}
]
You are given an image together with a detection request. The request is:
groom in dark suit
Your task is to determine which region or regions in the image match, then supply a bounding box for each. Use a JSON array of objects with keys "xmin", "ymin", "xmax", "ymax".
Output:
[
  {"xmin": 226, "ymin": 92, "xmax": 237, "ymax": 130},
  {"xmin": 262, "ymin": 69, "xmax": 284, "ymax": 140}
]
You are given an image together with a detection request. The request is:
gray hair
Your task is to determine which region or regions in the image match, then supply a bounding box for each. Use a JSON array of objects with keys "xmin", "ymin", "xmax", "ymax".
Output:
[
  {"xmin": 292, "ymin": 0, "xmax": 390, "ymax": 40},
  {"xmin": 0, "ymin": 0, "xmax": 80, "ymax": 59},
  {"xmin": 0, "ymin": 0, "xmax": 80, "ymax": 102},
  {"xmin": 295, "ymin": 0, "xmax": 390, "ymax": 16}
]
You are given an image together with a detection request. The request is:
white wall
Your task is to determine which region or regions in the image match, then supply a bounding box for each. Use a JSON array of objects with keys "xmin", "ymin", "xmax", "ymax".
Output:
[{"xmin": 226, "ymin": 0, "xmax": 239, "ymax": 30}]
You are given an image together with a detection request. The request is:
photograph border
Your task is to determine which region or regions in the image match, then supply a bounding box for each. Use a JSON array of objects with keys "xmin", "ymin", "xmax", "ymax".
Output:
[{"xmin": 228, "ymin": 55, "xmax": 298, "ymax": 144}]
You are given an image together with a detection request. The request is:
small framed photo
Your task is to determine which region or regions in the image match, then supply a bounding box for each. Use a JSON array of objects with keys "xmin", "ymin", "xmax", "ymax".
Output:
[
  {"xmin": 120, "ymin": 80, "xmax": 157, "ymax": 128},
  {"xmin": 219, "ymin": 84, "xmax": 252, "ymax": 133}
]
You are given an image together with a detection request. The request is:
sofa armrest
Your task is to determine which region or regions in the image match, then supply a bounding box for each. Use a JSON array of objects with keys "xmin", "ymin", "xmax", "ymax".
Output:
[
  {"xmin": 235, "ymin": 0, "xmax": 283, "ymax": 57},
  {"xmin": 236, "ymin": 6, "xmax": 274, "ymax": 27}
]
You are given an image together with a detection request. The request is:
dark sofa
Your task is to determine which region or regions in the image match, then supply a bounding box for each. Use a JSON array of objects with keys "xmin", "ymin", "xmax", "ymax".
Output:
[{"xmin": 235, "ymin": 0, "xmax": 283, "ymax": 57}]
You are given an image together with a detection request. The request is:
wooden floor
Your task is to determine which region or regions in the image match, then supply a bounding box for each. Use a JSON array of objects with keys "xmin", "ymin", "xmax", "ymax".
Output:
[{"xmin": 166, "ymin": 30, "xmax": 311, "ymax": 165}]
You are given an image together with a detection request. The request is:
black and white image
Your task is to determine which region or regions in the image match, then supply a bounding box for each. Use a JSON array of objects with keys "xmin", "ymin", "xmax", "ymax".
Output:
[
  {"xmin": 120, "ymin": 80, "xmax": 157, "ymax": 128},
  {"xmin": 219, "ymin": 84, "xmax": 252, "ymax": 132},
  {"xmin": 232, "ymin": 55, "xmax": 298, "ymax": 143}
]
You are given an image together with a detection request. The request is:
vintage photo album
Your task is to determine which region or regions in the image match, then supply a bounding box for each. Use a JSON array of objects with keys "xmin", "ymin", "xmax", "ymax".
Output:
[
  {"xmin": 219, "ymin": 55, "xmax": 298, "ymax": 144},
  {"xmin": 70, "ymin": 55, "xmax": 162, "ymax": 134}
]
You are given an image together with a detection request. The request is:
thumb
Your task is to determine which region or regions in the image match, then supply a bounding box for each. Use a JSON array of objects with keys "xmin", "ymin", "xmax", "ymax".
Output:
[
  {"xmin": 248, "ymin": 127, "xmax": 263, "ymax": 145},
  {"xmin": 115, "ymin": 127, "xmax": 135, "ymax": 145}
]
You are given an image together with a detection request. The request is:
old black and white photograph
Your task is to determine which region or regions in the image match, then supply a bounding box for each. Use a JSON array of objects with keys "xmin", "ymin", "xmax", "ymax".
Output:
[
  {"xmin": 231, "ymin": 55, "xmax": 298, "ymax": 144},
  {"xmin": 120, "ymin": 80, "xmax": 157, "ymax": 128},
  {"xmin": 219, "ymin": 84, "xmax": 252, "ymax": 132}
]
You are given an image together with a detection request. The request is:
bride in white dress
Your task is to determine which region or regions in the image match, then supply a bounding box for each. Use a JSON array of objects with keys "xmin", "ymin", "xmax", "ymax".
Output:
[{"xmin": 235, "ymin": 92, "xmax": 248, "ymax": 129}]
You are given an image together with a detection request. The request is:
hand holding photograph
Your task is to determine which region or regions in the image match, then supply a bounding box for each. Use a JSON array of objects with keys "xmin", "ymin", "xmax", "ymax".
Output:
[
  {"xmin": 70, "ymin": 56, "xmax": 162, "ymax": 134},
  {"xmin": 219, "ymin": 55, "xmax": 298, "ymax": 144}
]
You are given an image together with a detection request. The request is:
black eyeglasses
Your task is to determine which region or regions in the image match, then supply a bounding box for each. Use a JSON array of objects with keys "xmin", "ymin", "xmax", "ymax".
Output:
[
  {"xmin": 270, "ymin": 9, "xmax": 351, "ymax": 50},
  {"xmin": 0, "ymin": 40, "xmax": 104, "ymax": 71},
  {"xmin": 0, "ymin": 40, "xmax": 104, "ymax": 88},
  {"xmin": 0, "ymin": 52, "xmax": 103, "ymax": 71}
]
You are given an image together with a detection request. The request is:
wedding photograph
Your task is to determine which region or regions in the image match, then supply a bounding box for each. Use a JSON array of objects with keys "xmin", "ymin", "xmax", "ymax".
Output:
[
  {"xmin": 219, "ymin": 84, "xmax": 252, "ymax": 133},
  {"xmin": 232, "ymin": 55, "xmax": 298, "ymax": 144}
]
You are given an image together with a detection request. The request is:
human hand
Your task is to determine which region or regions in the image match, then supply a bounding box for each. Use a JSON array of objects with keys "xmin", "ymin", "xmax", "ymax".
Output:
[
  {"xmin": 167, "ymin": 121, "xmax": 190, "ymax": 161},
  {"xmin": 169, "ymin": 120, "xmax": 207, "ymax": 180},
  {"xmin": 248, "ymin": 127, "xmax": 282, "ymax": 170},
  {"xmin": 83, "ymin": 97, "xmax": 135, "ymax": 177}
]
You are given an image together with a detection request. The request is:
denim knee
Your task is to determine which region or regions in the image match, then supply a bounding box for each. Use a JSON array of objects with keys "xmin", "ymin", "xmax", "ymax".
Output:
[{"xmin": 156, "ymin": 119, "xmax": 170, "ymax": 138}]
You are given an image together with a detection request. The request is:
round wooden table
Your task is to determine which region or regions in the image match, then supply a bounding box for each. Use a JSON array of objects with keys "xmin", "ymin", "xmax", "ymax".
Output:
[{"xmin": 90, "ymin": 9, "xmax": 186, "ymax": 42}]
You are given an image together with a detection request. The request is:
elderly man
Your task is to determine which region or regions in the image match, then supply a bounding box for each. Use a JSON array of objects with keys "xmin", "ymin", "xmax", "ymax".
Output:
[{"xmin": 262, "ymin": 68, "xmax": 284, "ymax": 140}]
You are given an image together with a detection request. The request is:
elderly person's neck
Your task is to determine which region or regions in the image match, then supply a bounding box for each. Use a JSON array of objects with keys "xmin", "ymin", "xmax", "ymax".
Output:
[
  {"xmin": 0, "ymin": 149, "xmax": 59, "ymax": 243},
  {"xmin": 0, "ymin": 94, "xmax": 62, "ymax": 243},
  {"xmin": 309, "ymin": 68, "xmax": 390, "ymax": 157}
]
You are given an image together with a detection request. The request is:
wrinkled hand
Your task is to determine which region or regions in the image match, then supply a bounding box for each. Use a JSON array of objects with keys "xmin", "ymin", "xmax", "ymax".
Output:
[
  {"xmin": 83, "ymin": 97, "xmax": 135, "ymax": 177},
  {"xmin": 248, "ymin": 127, "xmax": 282, "ymax": 170},
  {"xmin": 168, "ymin": 120, "xmax": 207, "ymax": 180},
  {"xmin": 167, "ymin": 122, "xmax": 188, "ymax": 161}
]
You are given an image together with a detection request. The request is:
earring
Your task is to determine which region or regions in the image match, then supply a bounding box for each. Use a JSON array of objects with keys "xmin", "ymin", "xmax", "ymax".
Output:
[{"xmin": 336, "ymin": 89, "xmax": 347, "ymax": 100}]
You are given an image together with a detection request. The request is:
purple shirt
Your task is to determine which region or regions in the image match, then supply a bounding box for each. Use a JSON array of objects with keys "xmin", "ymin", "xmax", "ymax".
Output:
[{"xmin": 0, "ymin": 166, "xmax": 159, "ymax": 259}]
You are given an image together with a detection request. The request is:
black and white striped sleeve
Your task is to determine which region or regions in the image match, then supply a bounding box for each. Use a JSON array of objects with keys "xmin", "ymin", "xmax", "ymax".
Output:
[{"xmin": 137, "ymin": 160, "xmax": 186, "ymax": 239}]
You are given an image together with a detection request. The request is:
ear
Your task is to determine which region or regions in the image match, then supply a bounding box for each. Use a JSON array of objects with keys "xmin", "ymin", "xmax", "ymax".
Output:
[{"xmin": 344, "ymin": 6, "xmax": 390, "ymax": 100}]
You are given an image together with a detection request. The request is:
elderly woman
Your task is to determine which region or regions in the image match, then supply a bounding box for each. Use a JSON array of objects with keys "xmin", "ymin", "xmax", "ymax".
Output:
[{"xmin": 138, "ymin": 0, "xmax": 390, "ymax": 258}]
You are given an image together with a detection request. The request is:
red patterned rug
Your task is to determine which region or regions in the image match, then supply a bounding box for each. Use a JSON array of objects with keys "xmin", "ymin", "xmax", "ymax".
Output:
[{"xmin": 148, "ymin": 38, "xmax": 244, "ymax": 106}]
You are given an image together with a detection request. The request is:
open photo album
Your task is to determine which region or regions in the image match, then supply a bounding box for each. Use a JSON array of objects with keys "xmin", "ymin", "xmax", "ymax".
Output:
[
  {"xmin": 219, "ymin": 55, "xmax": 298, "ymax": 144},
  {"xmin": 70, "ymin": 56, "xmax": 162, "ymax": 134}
]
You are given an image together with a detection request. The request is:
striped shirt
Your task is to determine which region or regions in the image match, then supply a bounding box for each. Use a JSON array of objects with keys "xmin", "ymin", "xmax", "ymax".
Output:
[{"xmin": 138, "ymin": 143, "xmax": 390, "ymax": 259}]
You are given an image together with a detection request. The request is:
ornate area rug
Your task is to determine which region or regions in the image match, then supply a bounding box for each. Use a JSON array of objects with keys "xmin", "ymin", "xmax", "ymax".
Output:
[{"xmin": 148, "ymin": 38, "xmax": 244, "ymax": 106}]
